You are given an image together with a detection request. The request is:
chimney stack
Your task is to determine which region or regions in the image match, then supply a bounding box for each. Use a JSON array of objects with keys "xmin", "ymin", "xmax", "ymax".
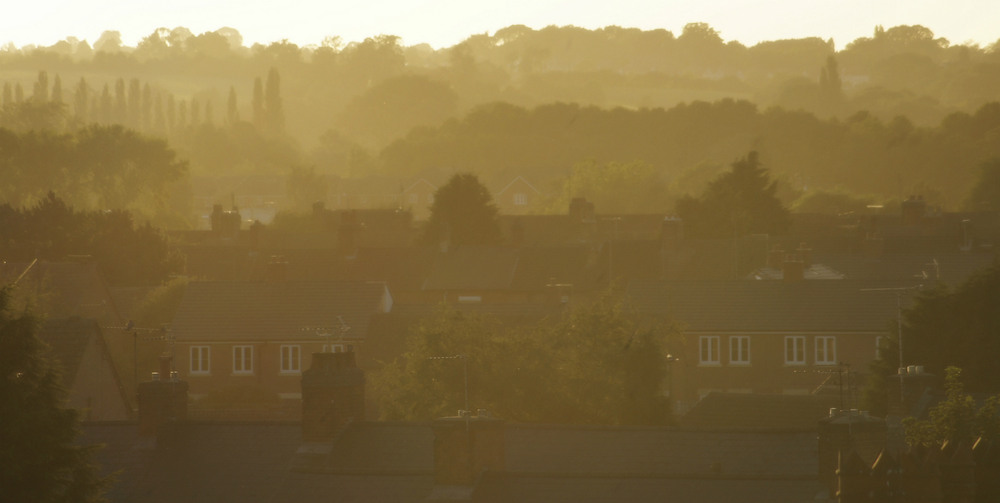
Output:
[
  {"xmin": 301, "ymin": 349, "xmax": 365, "ymax": 442},
  {"xmin": 136, "ymin": 355, "xmax": 188, "ymax": 437},
  {"xmin": 432, "ymin": 411, "xmax": 505, "ymax": 487},
  {"xmin": 782, "ymin": 253, "xmax": 805, "ymax": 281}
]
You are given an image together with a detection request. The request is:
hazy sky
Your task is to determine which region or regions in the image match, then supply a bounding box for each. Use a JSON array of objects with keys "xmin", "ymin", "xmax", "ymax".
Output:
[{"xmin": 6, "ymin": 0, "xmax": 998, "ymax": 51}]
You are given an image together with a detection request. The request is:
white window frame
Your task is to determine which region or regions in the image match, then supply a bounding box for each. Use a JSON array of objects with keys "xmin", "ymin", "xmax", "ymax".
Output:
[
  {"xmin": 729, "ymin": 336, "xmax": 750, "ymax": 365},
  {"xmin": 875, "ymin": 335, "xmax": 886, "ymax": 360},
  {"xmin": 815, "ymin": 336, "xmax": 837, "ymax": 365},
  {"xmin": 513, "ymin": 192, "xmax": 528, "ymax": 206},
  {"xmin": 190, "ymin": 346, "xmax": 210, "ymax": 375},
  {"xmin": 322, "ymin": 344, "xmax": 346, "ymax": 353},
  {"xmin": 280, "ymin": 345, "xmax": 301, "ymax": 374},
  {"xmin": 699, "ymin": 336, "xmax": 720, "ymax": 365},
  {"xmin": 232, "ymin": 345, "xmax": 254, "ymax": 375},
  {"xmin": 784, "ymin": 336, "xmax": 806, "ymax": 365}
]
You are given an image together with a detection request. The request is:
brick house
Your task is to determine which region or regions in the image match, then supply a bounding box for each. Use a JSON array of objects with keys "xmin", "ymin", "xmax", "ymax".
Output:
[
  {"xmin": 628, "ymin": 278, "xmax": 917, "ymax": 413},
  {"xmin": 494, "ymin": 175, "xmax": 541, "ymax": 215},
  {"xmin": 168, "ymin": 280, "xmax": 392, "ymax": 406}
]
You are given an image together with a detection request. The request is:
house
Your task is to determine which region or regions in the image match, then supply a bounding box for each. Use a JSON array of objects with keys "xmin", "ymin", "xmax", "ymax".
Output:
[
  {"xmin": 168, "ymin": 280, "xmax": 392, "ymax": 412},
  {"xmin": 38, "ymin": 317, "xmax": 132, "ymax": 421},
  {"xmin": 494, "ymin": 175, "xmax": 541, "ymax": 215},
  {"xmin": 400, "ymin": 178, "xmax": 438, "ymax": 220},
  {"xmin": 83, "ymin": 350, "xmax": 827, "ymax": 503},
  {"xmin": 627, "ymin": 279, "xmax": 917, "ymax": 413}
]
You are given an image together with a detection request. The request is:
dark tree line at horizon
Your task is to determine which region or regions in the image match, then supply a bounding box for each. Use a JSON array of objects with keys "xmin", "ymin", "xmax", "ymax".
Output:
[{"xmin": 1, "ymin": 23, "xmax": 1000, "ymax": 225}]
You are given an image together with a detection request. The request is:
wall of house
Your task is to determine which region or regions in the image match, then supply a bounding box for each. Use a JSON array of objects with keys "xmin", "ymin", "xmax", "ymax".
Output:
[
  {"xmin": 674, "ymin": 332, "xmax": 882, "ymax": 408},
  {"xmin": 174, "ymin": 341, "xmax": 335, "ymax": 402},
  {"xmin": 69, "ymin": 336, "xmax": 131, "ymax": 421}
]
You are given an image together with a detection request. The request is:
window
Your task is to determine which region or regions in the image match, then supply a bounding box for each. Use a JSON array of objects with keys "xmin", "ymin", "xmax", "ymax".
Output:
[
  {"xmin": 233, "ymin": 345, "xmax": 254, "ymax": 374},
  {"xmin": 875, "ymin": 336, "xmax": 886, "ymax": 360},
  {"xmin": 280, "ymin": 345, "xmax": 301, "ymax": 373},
  {"xmin": 190, "ymin": 346, "xmax": 210, "ymax": 374},
  {"xmin": 513, "ymin": 193, "xmax": 528, "ymax": 206},
  {"xmin": 815, "ymin": 336, "xmax": 837, "ymax": 365},
  {"xmin": 784, "ymin": 336, "xmax": 806, "ymax": 365},
  {"xmin": 729, "ymin": 336, "xmax": 750, "ymax": 365},
  {"xmin": 699, "ymin": 336, "xmax": 720, "ymax": 365},
  {"xmin": 323, "ymin": 344, "xmax": 346, "ymax": 353}
]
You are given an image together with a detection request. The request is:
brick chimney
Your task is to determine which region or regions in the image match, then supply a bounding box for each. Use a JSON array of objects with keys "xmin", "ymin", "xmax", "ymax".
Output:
[
  {"xmin": 136, "ymin": 355, "xmax": 188, "ymax": 437},
  {"xmin": 301, "ymin": 349, "xmax": 365, "ymax": 442},
  {"xmin": 782, "ymin": 253, "xmax": 805, "ymax": 281},
  {"xmin": 432, "ymin": 411, "xmax": 505, "ymax": 487}
]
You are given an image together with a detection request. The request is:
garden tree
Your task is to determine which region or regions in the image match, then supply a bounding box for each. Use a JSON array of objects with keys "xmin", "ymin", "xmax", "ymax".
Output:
[
  {"xmin": 0, "ymin": 193, "xmax": 182, "ymax": 286},
  {"xmin": 548, "ymin": 159, "xmax": 671, "ymax": 214},
  {"xmin": 371, "ymin": 291, "xmax": 675, "ymax": 424},
  {"xmin": 421, "ymin": 173, "xmax": 502, "ymax": 247},
  {"xmin": 965, "ymin": 157, "xmax": 1000, "ymax": 210},
  {"xmin": 113, "ymin": 78, "xmax": 126, "ymax": 124},
  {"xmin": 903, "ymin": 367, "xmax": 1000, "ymax": 447},
  {"xmin": 52, "ymin": 75, "xmax": 63, "ymax": 105},
  {"xmin": 675, "ymin": 151, "xmax": 790, "ymax": 238},
  {"xmin": 0, "ymin": 286, "xmax": 110, "ymax": 502},
  {"xmin": 901, "ymin": 264, "xmax": 1000, "ymax": 392}
]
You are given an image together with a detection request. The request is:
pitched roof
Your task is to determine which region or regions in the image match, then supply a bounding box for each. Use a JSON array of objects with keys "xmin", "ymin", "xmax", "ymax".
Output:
[
  {"xmin": 422, "ymin": 247, "xmax": 520, "ymax": 290},
  {"xmin": 170, "ymin": 281, "xmax": 391, "ymax": 342},
  {"xmin": 84, "ymin": 420, "xmax": 822, "ymax": 503},
  {"xmin": 679, "ymin": 392, "xmax": 840, "ymax": 431},
  {"xmin": 626, "ymin": 279, "xmax": 919, "ymax": 332}
]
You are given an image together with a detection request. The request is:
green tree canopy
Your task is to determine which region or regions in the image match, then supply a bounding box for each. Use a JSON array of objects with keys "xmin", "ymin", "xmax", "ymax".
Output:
[
  {"xmin": 371, "ymin": 292, "xmax": 675, "ymax": 425},
  {"xmin": 548, "ymin": 159, "xmax": 671, "ymax": 214},
  {"xmin": 965, "ymin": 157, "xmax": 1000, "ymax": 211},
  {"xmin": 675, "ymin": 151, "xmax": 790, "ymax": 238},
  {"xmin": 903, "ymin": 367, "xmax": 1000, "ymax": 447},
  {"xmin": 421, "ymin": 173, "xmax": 502, "ymax": 247},
  {"xmin": 0, "ymin": 286, "xmax": 110, "ymax": 502}
]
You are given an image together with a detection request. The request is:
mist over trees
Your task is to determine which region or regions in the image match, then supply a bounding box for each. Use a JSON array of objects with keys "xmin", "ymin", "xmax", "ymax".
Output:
[{"xmin": 1, "ymin": 23, "xmax": 1000, "ymax": 222}]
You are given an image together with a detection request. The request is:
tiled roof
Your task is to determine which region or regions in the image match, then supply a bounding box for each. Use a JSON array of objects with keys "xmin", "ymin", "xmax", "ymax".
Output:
[
  {"xmin": 626, "ymin": 279, "xmax": 919, "ymax": 332},
  {"xmin": 679, "ymin": 392, "xmax": 840, "ymax": 431},
  {"xmin": 422, "ymin": 247, "xmax": 520, "ymax": 290},
  {"xmin": 83, "ymin": 420, "xmax": 823, "ymax": 503},
  {"xmin": 170, "ymin": 281, "xmax": 390, "ymax": 342}
]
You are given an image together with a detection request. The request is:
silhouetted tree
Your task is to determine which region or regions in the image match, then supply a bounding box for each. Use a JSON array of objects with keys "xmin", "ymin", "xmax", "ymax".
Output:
[
  {"xmin": 675, "ymin": 151, "xmax": 790, "ymax": 238},
  {"xmin": 31, "ymin": 71, "xmax": 49, "ymax": 103},
  {"xmin": 127, "ymin": 78, "xmax": 140, "ymax": 128},
  {"xmin": 226, "ymin": 86, "xmax": 239, "ymax": 125},
  {"xmin": 902, "ymin": 264, "xmax": 1000, "ymax": 392},
  {"xmin": 251, "ymin": 77, "xmax": 264, "ymax": 130},
  {"xmin": 51, "ymin": 75, "xmax": 63, "ymax": 105},
  {"xmin": 966, "ymin": 157, "xmax": 1000, "ymax": 211},
  {"xmin": 0, "ymin": 286, "xmax": 110, "ymax": 502},
  {"xmin": 113, "ymin": 78, "xmax": 126, "ymax": 124},
  {"xmin": 264, "ymin": 67, "xmax": 284, "ymax": 134},
  {"xmin": 141, "ymin": 83, "xmax": 152, "ymax": 131},
  {"xmin": 421, "ymin": 173, "xmax": 502, "ymax": 247}
]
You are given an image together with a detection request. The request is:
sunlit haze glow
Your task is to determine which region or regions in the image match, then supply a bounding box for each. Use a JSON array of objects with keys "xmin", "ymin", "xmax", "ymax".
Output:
[{"xmin": 6, "ymin": 0, "xmax": 999, "ymax": 50}]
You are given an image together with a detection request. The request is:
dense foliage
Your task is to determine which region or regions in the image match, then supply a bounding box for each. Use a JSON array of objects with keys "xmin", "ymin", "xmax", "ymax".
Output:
[
  {"xmin": 0, "ymin": 193, "xmax": 181, "ymax": 286},
  {"xmin": 903, "ymin": 367, "xmax": 1000, "ymax": 447},
  {"xmin": 421, "ymin": 173, "xmax": 502, "ymax": 247},
  {"xmin": 675, "ymin": 151, "xmax": 790, "ymax": 238},
  {"xmin": 0, "ymin": 286, "xmax": 109, "ymax": 502},
  {"xmin": 2, "ymin": 23, "xmax": 1000, "ymax": 219},
  {"xmin": 371, "ymin": 292, "xmax": 675, "ymax": 425}
]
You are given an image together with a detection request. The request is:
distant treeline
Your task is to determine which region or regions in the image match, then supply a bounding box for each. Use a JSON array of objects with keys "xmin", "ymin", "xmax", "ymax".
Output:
[{"xmin": 0, "ymin": 23, "xmax": 998, "ymax": 220}]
